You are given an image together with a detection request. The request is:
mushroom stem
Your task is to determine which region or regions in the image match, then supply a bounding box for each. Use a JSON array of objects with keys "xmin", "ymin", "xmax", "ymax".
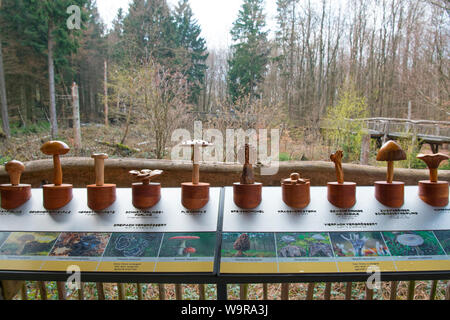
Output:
[
  {"xmin": 94, "ymin": 158, "xmax": 105, "ymax": 186},
  {"xmin": 53, "ymin": 154, "xmax": 62, "ymax": 186},
  {"xmin": 192, "ymin": 164, "xmax": 200, "ymax": 185},
  {"xmin": 335, "ymin": 163, "xmax": 344, "ymax": 184},
  {"xmin": 429, "ymin": 168, "xmax": 438, "ymax": 183},
  {"xmin": 387, "ymin": 161, "xmax": 394, "ymax": 184}
]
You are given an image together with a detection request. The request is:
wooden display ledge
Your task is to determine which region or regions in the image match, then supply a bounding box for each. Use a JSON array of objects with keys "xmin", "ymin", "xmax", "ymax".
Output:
[{"xmin": 0, "ymin": 158, "xmax": 444, "ymax": 188}]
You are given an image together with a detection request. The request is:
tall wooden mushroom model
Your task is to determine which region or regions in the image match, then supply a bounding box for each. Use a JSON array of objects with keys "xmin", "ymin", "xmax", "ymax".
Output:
[
  {"xmin": 129, "ymin": 169, "xmax": 163, "ymax": 209},
  {"xmin": 40, "ymin": 141, "xmax": 73, "ymax": 210},
  {"xmin": 0, "ymin": 160, "xmax": 31, "ymax": 209},
  {"xmin": 327, "ymin": 150, "xmax": 356, "ymax": 208},
  {"xmin": 282, "ymin": 172, "xmax": 310, "ymax": 209},
  {"xmin": 233, "ymin": 144, "xmax": 262, "ymax": 209},
  {"xmin": 87, "ymin": 153, "xmax": 116, "ymax": 211},
  {"xmin": 375, "ymin": 140, "xmax": 406, "ymax": 208},
  {"xmin": 181, "ymin": 139, "xmax": 212, "ymax": 210},
  {"xmin": 416, "ymin": 153, "xmax": 449, "ymax": 207}
]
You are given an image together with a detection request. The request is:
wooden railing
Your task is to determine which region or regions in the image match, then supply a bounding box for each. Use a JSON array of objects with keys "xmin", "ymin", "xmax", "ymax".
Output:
[{"xmin": 3, "ymin": 280, "xmax": 450, "ymax": 300}]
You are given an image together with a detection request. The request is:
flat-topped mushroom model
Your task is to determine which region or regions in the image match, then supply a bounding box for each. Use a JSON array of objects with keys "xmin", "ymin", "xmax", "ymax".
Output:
[
  {"xmin": 87, "ymin": 153, "xmax": 116, "ymax": 211},
  {"xmin": 374, "ymin": 140, "xmax": 406, "ymax": 208},
  {"xmin": 281, "ymin": 172, "xmax": 311, "ymax": 209},
  {"xmin": 180, "ymin": 139, "xmax": 213, "ymax": 210},
  {"xmin": 327, "ymin": 150, "xmax": 356, "ymax": 208},
  {"xmin": 129, "ymin": 169, "xmax": 163, "ymax": 209},
  {"xmin": 417, "ymin": 153, "xmax": 449, "ymax": 206},
  {"xmin": 233, "ymin": 144, "xmax": 262, "ymax": 209},
  {"xmin": 40, "ymin": 141, "xmax": 73, "ymax": 210},
  {"xmin": 0, "ymin": 160, "xmax": 31, "ymax": 209}
]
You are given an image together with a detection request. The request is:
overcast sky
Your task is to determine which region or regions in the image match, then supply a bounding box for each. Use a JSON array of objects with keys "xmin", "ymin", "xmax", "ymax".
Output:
[{"xmin": 96, "ymin": 0, "xmax": 277, "ymax": 50}]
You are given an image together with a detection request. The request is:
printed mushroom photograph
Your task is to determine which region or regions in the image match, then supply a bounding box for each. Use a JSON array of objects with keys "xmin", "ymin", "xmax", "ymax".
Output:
[
  {"xmin": 103, "ymin": 233, "xmax": 163, "ymax": 258},
  {"xmin": 0, "ymin": 232, "xmax": 59, "ymax": 256},
  {"xmin": 433, "ymin": 230, "xmax": 450, "ymax": 255},
  {"xmin": 275, "ymin": 232, "xmax": 333, "ymax": 258},
  {"xmin": 0, "ymin": 232, "xmax": 11, "ymax": 248},
  {"xmin": 329, "ymin": 232, "xmax": 390, "ymax": 257},
  {"xmin": 382, "ymin": 231, "xmax": 446, "ymax": 257},
  {"xmin": 221, "ymin": 233, "xmax": 277, "ymax": 258},
  {"xmin": 158, "ymin": 232, "xmax": 216, "ymax": 258},
  {"xmin": 49, "ymin": 232, "xmax": 111, "ymax": 257}
]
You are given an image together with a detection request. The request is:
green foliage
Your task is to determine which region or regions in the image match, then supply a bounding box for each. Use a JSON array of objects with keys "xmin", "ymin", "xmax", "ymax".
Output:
[
  {"xmin": 279, "ymin": 152, "xmax": 291, "ymax": 161},
  {"xmin": 227, "ymin": 0, "xmax": 269, "ymax": 103},
  {"xmin": 323, "ymin": 82, "xmax": 369, "ymax": 162},
  {"xmin": 173, "ymin": 0, "xmax": 208, "ymax": 104},
  {"xmin": 10, "ymin": 121, "xmax": 50, "ymax": 136}
]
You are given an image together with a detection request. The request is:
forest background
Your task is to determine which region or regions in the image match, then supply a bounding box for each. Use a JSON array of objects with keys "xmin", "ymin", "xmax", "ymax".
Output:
[{"xmin": 0, "ymin": 0, "xmax": 448, "ymax": 169}]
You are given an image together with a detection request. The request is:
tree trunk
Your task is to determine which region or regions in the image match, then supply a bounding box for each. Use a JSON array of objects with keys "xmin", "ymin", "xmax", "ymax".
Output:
[
  {"xmin": 0, "ymin": 35, "xmax": 10, "ymax": 138},
  {"xmin": 48, "ymin": 19, "xmax": 58, "ymax": 138},
  {"xmin": 104, "ymin": 60, "xmax": 108, "ymax": 127},
  {"xmin": 72, "ymin": 82, "xmax": 82, "ymax": 151}
]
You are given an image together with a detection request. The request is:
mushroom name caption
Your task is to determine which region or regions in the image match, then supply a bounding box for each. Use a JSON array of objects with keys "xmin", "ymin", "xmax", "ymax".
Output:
[{"xmin": 180, "ymin": 303, "xmax": 269, "ymax": 318}]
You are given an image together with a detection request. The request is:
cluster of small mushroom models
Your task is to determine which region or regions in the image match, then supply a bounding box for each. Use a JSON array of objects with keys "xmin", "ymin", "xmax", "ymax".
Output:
[{"xmin": 0, "ymin": 140, "xmax": 448, "ymax": 211}]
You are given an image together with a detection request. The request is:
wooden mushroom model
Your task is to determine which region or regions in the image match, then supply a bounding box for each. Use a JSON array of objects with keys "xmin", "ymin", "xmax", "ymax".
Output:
[
  {"xmin": 327, "ymin": 150, "xmax": 356, "ymax": 208},
  {"xmin": 40, "ymin": 141, "xmax": 73, "ymax": 210},
  {"xmin": 129, "ymin": 169, "xmax": 163, "ymax": 209},
  {"xmin": 374, "ymin": 140, "xmax": 406, "ymax": 208},
  {"xmin": 416, "ymin": 153, "xmax": 449, "ymax": 206},
  {"xmin": 0, "ymin": 160, "xmax": 31, "ymax": 209},
  {"xmin": 87, "ymin": 153, "xmax": 116, "ymax": 211},
  {"xmin": 281, "ymin": 172, "xmax": 310, "ymax": 209},
  {"xmin": 233, "ymin": 144, "xmax": 262, "ymax": 209},
  {"xmin": 180, "ymin": 139, "xmax": 212, "ymax": 210}
]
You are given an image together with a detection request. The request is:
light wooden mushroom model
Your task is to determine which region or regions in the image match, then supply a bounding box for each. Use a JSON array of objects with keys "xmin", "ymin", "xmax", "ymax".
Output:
[
  {"xmin": 0, "ymin": 160, "xmax": 32, "ymax": 209},
  {"xmin": 327, "ymin": 150, "xmax": 356, "ymax": 208},
  {"xmin": 281, "ymin": 172, "xmax": 311, "ymax": 209},
  {"xmin": 233, "ymin": 144, "xmax": 262, "ymax": 209},
  {"xmin": 416, "ymin": 153, "xmax": 449, "ymax": 207},
  {"xmin": 129, "ymin": 169, "xmax": 163, "ymax": 209},
  {"xmin": 87, "ymin": 153, "xmax": 116, "ymax": 211},
  {"xmin": 181, "ymin": 139, "xmax": 212, "ymax": 210},
  {"xmin": 40, "ymin": 141, "xmax": 73, "ymax": 210},
  {"xmin": 374, "ymin": 140, "xmax": 406, "ymax": 208}
]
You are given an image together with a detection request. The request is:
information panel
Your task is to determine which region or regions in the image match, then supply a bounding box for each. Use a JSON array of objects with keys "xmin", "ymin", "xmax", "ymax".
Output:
[
  {"xmin": 0, "ymin": 188, "xmax": 221, "ymax": 273},
  {"xmin": 220, "ymin": 186, "xmax": 450, "ymax": 274}
]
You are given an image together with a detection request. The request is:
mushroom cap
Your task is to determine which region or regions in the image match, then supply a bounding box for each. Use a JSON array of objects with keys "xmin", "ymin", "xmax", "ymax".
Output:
[
  {"xmin": 181, "ymin": 140, "xmax": 213, "ymax": 147},
  {"xmin": 129, "ymin": 169, "xmax": 163, "ymax": 181},
  {"xmin": 91, "ymin": 153, "xmax": 108, "ymax": 160},
  {"xmin": 376, "ymin": 140, "xmax": 406, "ymax": 161},
  {"xmin": 283, "ymin": 172, "xmax": 309, "ymax": 185},
  {"xmin": 168, "ymin": 236, "xmax": 200, "ymax": 240},
  {"xmin": 183, "ymin": 247, "xmax": 196, "ymax": 254},
  {"xmin": 5, "ymin": 160, "xmax": 25, "ymax": 173},
  {"xmin": 396, "ymin": 234, "xmax": 424, "ymax": 247},
  {"xmin": 40, "ymin": 141, "xmax": 70, "ymax": 155},
  {"xmin": 416, "ymin": 153, "xmax": 449, "ymax": 169}
]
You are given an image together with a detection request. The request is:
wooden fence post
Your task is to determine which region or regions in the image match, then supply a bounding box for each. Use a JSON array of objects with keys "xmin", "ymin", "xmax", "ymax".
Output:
[{"xmin": 71, "ymin": 82, "xmax": 82, "ymax": 151}]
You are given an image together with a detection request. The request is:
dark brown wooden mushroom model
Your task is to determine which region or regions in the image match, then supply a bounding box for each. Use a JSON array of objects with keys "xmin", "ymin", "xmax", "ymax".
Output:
[
  {"xmin": 281, "ymin": 172, "xmax": 311, "ymax": 209},
  {"xmin": 417, "ymin": 153, "xmax": 449, "ymax": 207},
  {"xmin": 374, "ymin": 140, "xmax": 406, "ymax": 208},
  {"xmin": 327, "ymin": 150, "xmax": 356, "ymax": 208},
  {"xmin": 87, "ymin": 153, "xmax": 116, "ymax": 211},
  {"xmin": 180, "ymin": 139, "xmax": 212, "ymax": 210},
  {"xmin": 40, "ymin": 141, "xmax": 73, "ymax": 210},
  {"xmin": 233, "ymin": 144, "xmax": 262, "ymax": 209},
  {"xmin": 129, "ymin": 169, "xmax": 163, "ymax": 209},
  {"xmin": 0, "ymin": 160, "xmax": 32, "ymax": 209}
]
